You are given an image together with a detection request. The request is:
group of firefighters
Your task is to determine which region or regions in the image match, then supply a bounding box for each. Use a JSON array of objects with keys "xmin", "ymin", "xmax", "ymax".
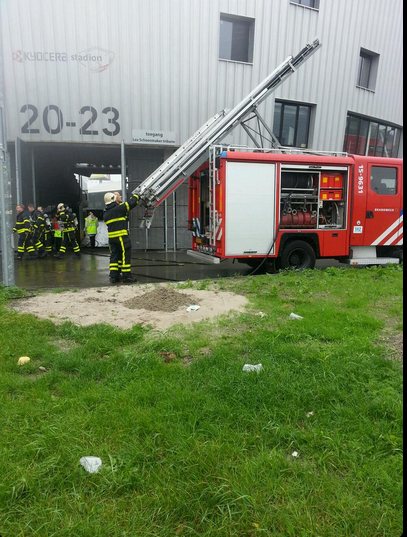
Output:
[
  {"xmin": 13, "ymin": 202, "xmax": 92, "ymax": 260},
  {"xmin": 13, "ymin": 189, "xmax": 140, "ymax": 284}
]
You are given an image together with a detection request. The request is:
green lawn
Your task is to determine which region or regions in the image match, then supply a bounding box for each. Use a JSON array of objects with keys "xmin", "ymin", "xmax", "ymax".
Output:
[{"xmin": 0, "ymin": 266, "xmax": 403, "ymax": 537}]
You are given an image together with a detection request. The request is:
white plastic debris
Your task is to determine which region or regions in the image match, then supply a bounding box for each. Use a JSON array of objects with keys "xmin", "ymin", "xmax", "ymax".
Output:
[
  {"xmin": 255, "ymin": 311, "xmax": 266, "ymax": 318},
  {"xmin": 186, "ymin": 304, "xmax": 200, "ymax": 312},
  {"xmin": 291, "ymin": 451, "xmax": 299, "ymax": 458},
  {"xmin": 289, "ymin": 312, "xmax": 304, "ymax": 320},
  {"xmin": 38, "ymin": 366, "xmax": 47, "ymax": 372},
  {"xmin": 79, "ymin": 456, "xmax": 102, "ymax": 474},
  {"xmin": 242, "ymin": 363, "xmax": 263, "ymax": 373},
  {"xmin": 306, "ymin": 411, "xmax": 314, "ymax": 418},
  {"xmin": 17, "ymin": 356, "xmax": 31, "ymax": 366}
]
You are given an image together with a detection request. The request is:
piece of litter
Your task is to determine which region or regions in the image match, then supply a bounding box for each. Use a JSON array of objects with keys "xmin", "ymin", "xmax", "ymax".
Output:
[
  {"xmin": 242, "ymin": 363, "xmax": 263, "ymax": 373},
  {"xmin": 80, "ymin": 456, "xmax": 102, "ymax": 473},
  {"xmin": 289, "ymin": 312, "xmax": 303, "ymax": 320},
  {"xmin": 291, "ymin": 451, "xmax": 299, "ymax": 458},
  {"xmin": 255, "ymin": 311, "xmax": 266, "ymax": 318},
  {"xmin": 186, "ymin": 304, "xmax": 200, "ymax": 312},
  {"xmin": 17, "ymin": 356, "xmax": 30, "ymax": 366},
  {"xmin": 306, "ymin": 411, "xmax": 314, "ymax": 418},
  {"xmin": 38, "ymin": 366, "xmax": 47, "ymax": 372}
]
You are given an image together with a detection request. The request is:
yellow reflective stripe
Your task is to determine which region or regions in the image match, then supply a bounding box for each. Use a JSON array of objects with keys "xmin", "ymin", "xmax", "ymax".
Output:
[
  {"xmin": 17, "ymin": 229, "xmax": 30, "ymax": 233},
  {"xmin": 125, "ymin": 202, "xmax": 130, "ymax": 211},
  {"xmin": 108, "ymin": 230, "xmax": 128, "ymax": 238},
  {"xmin": 105, "ymin": 217, "xmax": 127, "ymax": 225},
  {"xmin": 119, "ymin": 236, "xmax": 126, "ymax": 268}
]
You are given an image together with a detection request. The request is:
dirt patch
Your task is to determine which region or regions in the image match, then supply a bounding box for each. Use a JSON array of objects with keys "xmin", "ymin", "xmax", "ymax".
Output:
[
  {"xmin": 380, "ymin": 331, "xmax": 403, "ymax": 363},
  {"xmin": 9, "ymin": 282, "xmax": 248, "ymax": 331},
  {"xmin": 123, "ymin": 287, "xmax": 194, "ymax": 312},
  {"xmin": 51, "ymin": 338, "xmax": 78, "ymax": 353}
]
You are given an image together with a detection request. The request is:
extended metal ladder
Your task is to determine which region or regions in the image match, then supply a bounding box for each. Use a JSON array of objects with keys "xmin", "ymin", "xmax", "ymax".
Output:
[{"xmin": 133, "ymin": 38, "xmax": 321, "ymax": 227}]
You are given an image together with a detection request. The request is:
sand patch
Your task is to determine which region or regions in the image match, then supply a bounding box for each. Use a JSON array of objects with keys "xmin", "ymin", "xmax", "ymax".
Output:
[{"xmin": 9, "ymin": 283, "xmax": 248, "ymax": 330}]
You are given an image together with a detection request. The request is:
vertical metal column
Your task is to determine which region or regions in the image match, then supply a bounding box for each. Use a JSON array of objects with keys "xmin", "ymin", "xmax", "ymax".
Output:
[
  {"xmin": 121, "ymin": 140, "xmax": 127, "ymax": 201},
  {"xmin": 164, "ymin": 199, "xmax": 168, "ymax": 252},
  {"xmin": 172, "ymin": 191, "xmax": 176, "ymax": 252},
  {"xmin": 15, "ymin": 136, "xmax": 22, "ymax": 203},
  {"xmin": 31, "ymin": 147, "xmax": 36, "ymax": 206},
  {"xmin": 0, "ymin": 119, "xmax": 15, "ymax": 285},
  {"xmin": 0, "ymin": 5, "xmax": 15, "ymax": 286}
]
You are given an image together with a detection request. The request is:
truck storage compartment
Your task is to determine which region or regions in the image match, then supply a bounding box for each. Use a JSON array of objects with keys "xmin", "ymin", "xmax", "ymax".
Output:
[
  {"xmin": 280, "ymin": 171, "xmax": 319, "ymax": 228},
  {"xmin": 280, "ymin": 168, "xmax": 348, "ymax": 229}
]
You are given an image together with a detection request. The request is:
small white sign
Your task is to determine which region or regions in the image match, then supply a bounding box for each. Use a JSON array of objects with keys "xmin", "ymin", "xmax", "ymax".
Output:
[
  {"xmin": 132, "ymin": 129, "xmax": 176, "ymax": 145},
  {"xmin": 353, "ymin": 225, "xmax": 363, "ymax": 234}
]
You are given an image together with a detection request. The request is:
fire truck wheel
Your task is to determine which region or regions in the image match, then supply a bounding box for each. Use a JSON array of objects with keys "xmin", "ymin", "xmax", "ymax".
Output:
[{"xmin": 279, "ymin": 240, "xmax": 316, "ymax": 270}]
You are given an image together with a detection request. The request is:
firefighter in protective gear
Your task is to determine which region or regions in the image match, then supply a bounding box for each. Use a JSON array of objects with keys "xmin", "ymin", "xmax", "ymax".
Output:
[
  {"xmin": 30, "ymin": 205, "xmax": 48, "ymax": 257},
  {"xmin": 42, "ymin": 210, "xmax": 53, "ymax": 253},
  {"xmin": 13, "ymin": 204, "xmax": 34, "ymax": 259},
  {"xmin": 54, "ymin": 203, "xmax": 81, "ymax": 258},
  {"xmin": 103, "ymin": 191, "xmax": 140, "ymax": 283},
  {"xmin": 26, "ymin": 203, "xmax": 44, "ymax": 257}
]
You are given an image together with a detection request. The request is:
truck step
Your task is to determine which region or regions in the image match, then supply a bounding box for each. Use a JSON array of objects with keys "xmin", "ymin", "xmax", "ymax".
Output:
[{"xmin": 345, "ymin": 257, "xmax": 400, "ymax": 266}]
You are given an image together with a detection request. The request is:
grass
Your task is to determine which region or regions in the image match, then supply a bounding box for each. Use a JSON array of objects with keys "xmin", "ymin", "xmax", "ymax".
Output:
[{"xmin": 0, "ymin": 265, "xmax": 403, "ymax": 537}]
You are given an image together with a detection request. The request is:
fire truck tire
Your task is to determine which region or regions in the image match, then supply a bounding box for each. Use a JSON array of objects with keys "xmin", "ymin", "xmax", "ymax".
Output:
[{"xmin": 279, "ymin": 240, "xmax": 316, "ymax": 270}]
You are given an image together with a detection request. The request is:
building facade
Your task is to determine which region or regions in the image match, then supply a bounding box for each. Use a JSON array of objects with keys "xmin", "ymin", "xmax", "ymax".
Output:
[{"xmin": 0, "ymin": 0, "xmax": 403, "ymax": 250}]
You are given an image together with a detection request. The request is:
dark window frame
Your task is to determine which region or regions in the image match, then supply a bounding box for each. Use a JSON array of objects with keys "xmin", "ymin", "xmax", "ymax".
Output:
[
  {"xmin": 357, "ymin": 48, "xmax": 379, "ymax": 91},
  {"xmin": 290, "ymin": 0, "xmax": 320, "ymax": 10},
  {"xmin": 343, "ymin": 113, "xmax": 401, "ymax": 158},
  {"xmin": 273, "ymin": 100, "xmax": 312, "ymax": 148},
  {"xmin": 219, "ymin": 13, "xmax": 255, "ymax": 64}
]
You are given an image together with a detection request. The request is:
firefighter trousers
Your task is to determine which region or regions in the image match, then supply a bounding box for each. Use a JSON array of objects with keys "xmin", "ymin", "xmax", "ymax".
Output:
[
  {"xmin": 108, "ymin": 235, "xmax": 132, "ymax": 278},
  {"xmin": 16, "ymin": 232, "xmax": 35, "ymax": 257},
  {"xmin": 59, "ymin": 230, "xmax": 80, "ymax": 254},
  {"xmin": 31, "ymin": 229, "xmax": 46, "ymax": 254}
]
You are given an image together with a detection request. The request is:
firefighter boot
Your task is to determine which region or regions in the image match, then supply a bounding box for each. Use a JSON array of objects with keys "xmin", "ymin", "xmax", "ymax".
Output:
[
  {"xmin": 109, "ymin": 271, "xmax": 120, "ymax": 284},
  {"xmin": 121, "ymin": 273, "xmax": 137, "ymax": 284}
]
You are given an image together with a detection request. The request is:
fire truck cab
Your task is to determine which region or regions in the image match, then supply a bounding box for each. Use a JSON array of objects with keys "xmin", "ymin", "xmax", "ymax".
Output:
[{"xmin": 188, "ymin": 147, "xmax": 403, "ymax": 270}]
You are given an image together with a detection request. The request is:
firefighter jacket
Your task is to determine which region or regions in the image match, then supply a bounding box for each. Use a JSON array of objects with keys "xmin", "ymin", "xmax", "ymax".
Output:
[
  {"xmin": 33, "ymin": 210, "xmax": 46, "ymax": 232},
  {"xmin": 58, "ymin": 210, "xmax": 76, "ymax": 232},
  {"xmin": 13, "ymin": 211, "xmax": 31, "ymax": 234},
  {"xmin": 103, "ymin": 194, "xmax": 140, "ymax": 239}
]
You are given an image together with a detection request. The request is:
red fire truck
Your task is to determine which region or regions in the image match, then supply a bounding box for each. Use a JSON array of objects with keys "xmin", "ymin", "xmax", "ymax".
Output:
[
  {"xmin": 133, "ymin": 39, "xmax": 403, "ymax": 270},
  {"xmin": 187, "ymin": 147, "xmax": 403, "ymax": 270}
]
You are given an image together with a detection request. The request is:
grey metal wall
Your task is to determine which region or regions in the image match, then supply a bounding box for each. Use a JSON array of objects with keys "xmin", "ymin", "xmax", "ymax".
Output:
[{"xmin": 1, "ymin": 0, "xmax": 403, "ymax": 152}]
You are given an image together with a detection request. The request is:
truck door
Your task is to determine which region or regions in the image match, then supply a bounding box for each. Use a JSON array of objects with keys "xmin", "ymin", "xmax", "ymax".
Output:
[{"xmin": 364, "ymin": 163, "xmax": 403, "ymax": 247}]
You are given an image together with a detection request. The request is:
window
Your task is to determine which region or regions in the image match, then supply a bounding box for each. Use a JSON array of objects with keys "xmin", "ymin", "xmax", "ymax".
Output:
[
  {"xmin": 343, "ymin": 113, "xmax": 401, "ymax": 157},
  {"xmin": 219, "ymin": 14, "xmax": 255, "ymax": 63},
  {"xmin": 273, "ymin": 101, "xmax": 312, "ymax": 147},
  {"xmin": 357, "ymin": 48, "xmax": 379, "ymax": 90},
  {"xmin": 290, "ymin": 0, "xmax": 319, "ymax": 8},
  {"xmin": 370, "ymin": 167, "xmax": 397, "ymax": 195}
]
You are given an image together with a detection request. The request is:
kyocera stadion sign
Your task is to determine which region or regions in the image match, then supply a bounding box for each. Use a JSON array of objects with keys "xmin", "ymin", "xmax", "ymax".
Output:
[{"xmin": 12, "ymin": 47, "xmax": 115, "ymax": 73}]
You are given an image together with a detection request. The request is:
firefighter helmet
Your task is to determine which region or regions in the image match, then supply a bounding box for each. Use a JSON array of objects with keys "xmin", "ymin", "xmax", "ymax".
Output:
[
  {"xmin": 57, "ymin": 203, "xmax": 64, "ymax": 211},
  {"xmin": 104, "ymin": 192, "xmax": 116, "ymax": 205}
]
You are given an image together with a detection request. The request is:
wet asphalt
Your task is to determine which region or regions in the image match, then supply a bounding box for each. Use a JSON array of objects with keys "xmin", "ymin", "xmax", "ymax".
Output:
[{"xmin": 4, "ymin": 248, "xmax": 342, "ymax": 290}]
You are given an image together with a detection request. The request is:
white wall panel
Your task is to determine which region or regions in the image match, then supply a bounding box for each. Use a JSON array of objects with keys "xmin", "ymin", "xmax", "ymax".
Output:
[{"xmin": 0, "ymin": 0, "xmax": 403, "ymax": 153}]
